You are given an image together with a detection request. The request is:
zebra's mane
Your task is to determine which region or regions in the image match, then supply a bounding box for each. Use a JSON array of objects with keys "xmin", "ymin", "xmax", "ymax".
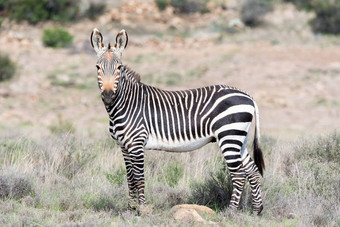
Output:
[{"xmin": 122, "ymin": 65, "xmax": 141, "ymax": 83}]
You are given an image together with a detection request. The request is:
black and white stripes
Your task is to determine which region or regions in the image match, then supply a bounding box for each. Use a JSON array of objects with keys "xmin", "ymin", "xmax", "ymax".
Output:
[{"xmin": 91, "ymin": 28, "xmax": 265, "ymax": 214}]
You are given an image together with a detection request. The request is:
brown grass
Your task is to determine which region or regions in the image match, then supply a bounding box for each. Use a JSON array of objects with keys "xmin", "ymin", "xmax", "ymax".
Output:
[{"xmin": 0, "ymin": 132, "xmax": 339, "ymax": 225}]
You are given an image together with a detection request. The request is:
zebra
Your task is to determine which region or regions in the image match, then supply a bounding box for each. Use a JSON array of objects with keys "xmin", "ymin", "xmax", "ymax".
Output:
[{"xmin": 90, "ymin": 28, "xmax": 265, "ymax": 214}]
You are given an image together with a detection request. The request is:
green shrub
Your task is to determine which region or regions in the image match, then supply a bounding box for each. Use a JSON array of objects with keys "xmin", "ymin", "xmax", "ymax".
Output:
[
  {"xmin": 310, "ymin": 1, "xmax": 340, "ymax": 34},
  {"xmin": 105, "ymin": 166, "xmax": 126, "ymax": 187},
  {"xmin": 0, "ymin": 0, "xmax": 79, "ymax": 24},
  {"xmin": 241, "ymin": 0, "xmax": 273, "ymax": 27},
  {"xmin": 0, "ymin": 53, "xmax": 16, "ymax": 81},
  {"xmin": 188, "ymin": 158, "xmax": 232, "ymax": 211},
  {"xmin": 170, "ymin": 0, "xmax": 209, "ymax": 14},
  {"xmin": 84, "ymin": 2, "xmax": 106, "ymax": 20},
  {"xmin": 42, "ymin": 27, "xmax": 73, "ymax": 48},
  {"xmin": 287, "ymin": 0, "xmax": 340, "ymax": 34},
  {"xmin": 155, "ymin": 0, "xmax": 168, "ymax": 11}
]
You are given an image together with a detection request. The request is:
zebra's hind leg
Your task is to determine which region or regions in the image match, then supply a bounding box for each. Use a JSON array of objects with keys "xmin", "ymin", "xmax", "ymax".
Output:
[
  {"xmin": 242, "ymin": 148, "xmax": 263, "ymax": 214},
  {"xmin": 218, "ymin": 139, "xmax": 246, "ymax": 210}
]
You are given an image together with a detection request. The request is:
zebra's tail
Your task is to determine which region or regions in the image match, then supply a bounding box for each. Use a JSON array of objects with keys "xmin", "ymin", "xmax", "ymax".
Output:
[{"xmin": 253, "ymin": 101, "xmax": 265, "ymax": 176}]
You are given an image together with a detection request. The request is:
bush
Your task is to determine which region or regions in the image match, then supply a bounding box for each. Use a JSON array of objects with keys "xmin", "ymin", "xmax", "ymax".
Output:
[
  {"xmin": 0, "ymin": 53, "xmax": 16, "ymax": 81},
  {"xmin": 170, "ymin": 0, "xmax": 209, "ymax": 14},
  {"xmin": 0, "ymin": 173, "xmax": 34, "ymax": 200},
  {"xmin": 240, "ymin": 0, "xmax": 273, "ymax": 27},
  {"xmin": 188, "ymin": 159, "xmax": 233, "ymax": 211},
  {"xmin": 42, "ymin": 27, "xmax": 73, "ymax": 48},
  {"xmin": 155, "ymin": 0, "xmax": 168, "ymax": 11},
  {"xmin": 0, "ymin": 0, "xmax": 79, "ymax": 24},
  {"xmin": 287, "ymin": 0, "xmax": 340, "ymax": 34},
  {"xmin": 310, "ymin": 1, "xmax": 340, "ymax": 34},
  {"xmin": 84, "ymin": 2, "xmax": 106, "ymax": 20}
]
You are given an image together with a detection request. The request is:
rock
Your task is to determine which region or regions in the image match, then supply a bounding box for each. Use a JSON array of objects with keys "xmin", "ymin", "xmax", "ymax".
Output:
[
  {"xmin": 173, "ymin": 208, "xmax": 206, "ymax": 223},
  {"xmin": 172, "ymin": 204, "xmax": 216, "ymax": 216},
  {"xmin": 228, "ymin": 18, "xmax": 245, "ymax": 30},
  {"xmin": 171, "ymin": 204, "xmax": 216, "ymax": 224}
]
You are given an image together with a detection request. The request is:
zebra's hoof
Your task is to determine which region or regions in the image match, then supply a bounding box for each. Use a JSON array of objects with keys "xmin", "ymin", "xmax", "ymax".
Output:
[
  {"xmin": 254, "ymin": 205, "xmax": 263, "ymax": 215},
  {"xmin": 128, "ymin": 200, "xmax": 138, "ymax": 212}
]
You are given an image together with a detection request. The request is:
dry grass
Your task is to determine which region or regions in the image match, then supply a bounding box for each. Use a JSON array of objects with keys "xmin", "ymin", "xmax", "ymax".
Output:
[{"xmin": 0, "ymin": 132, "xmax": 339, "ymax": 226}]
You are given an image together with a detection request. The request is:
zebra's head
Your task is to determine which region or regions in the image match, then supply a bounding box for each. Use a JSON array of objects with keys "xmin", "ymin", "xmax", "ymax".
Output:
[{"xmin": 90, "ymin": 28, "xmax": 128, "ymax": 105}]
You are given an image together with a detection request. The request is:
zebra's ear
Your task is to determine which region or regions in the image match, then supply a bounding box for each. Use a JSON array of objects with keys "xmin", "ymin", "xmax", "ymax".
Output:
[
  {"xmin": 114, "ymin": 29, "xmax": 128, "ymax": 57},
  {"xmin": 91, "ymin": 28, "xmax": 104, "ymax": 56}
]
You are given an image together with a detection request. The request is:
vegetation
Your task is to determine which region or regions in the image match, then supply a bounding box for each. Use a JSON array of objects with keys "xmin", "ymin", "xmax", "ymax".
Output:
[
  {"xmin": 0, "ymin": 53, "xmax": 16, "ymax": 82},
  {"xmin": 49, "ymin": 115, "xmax": 75, "ymax": 134},
  {"xmin": 188, "ymin": 158, "xmax": 232, "ymax": 211},
  {"xmin": 84, "ymin": 2, "xmax": 106, "ymax": 21},
  {"xmin": 287, "ymin": 0, "xmax": 340, "ymax": 34},
  {"xmin": 0, "ymin": 0, "xmax": 79, "ymax": 24},
  {"xmin": 284, "ymin": 0, "xmax": 314, "ymax": 11},
  {"xmin": 310, "ymin": 1, "xmax": 340, "ymax": 34},
  {"xmin": 240, "ymin": 0, "xmax": 273, "ymax": 27},
  {"xmin": 42, "ymin": 27, "xmax": 73, "ymax": 48},
  {"xmin": 155, "ymin": 0, "xmax": 209, "ymax": 14},
  {"xmin": 155, "ymin": 0, "xmax": 168, "ymax": 11},
  {"xmin": 0, "ymin": 0, "xmax": 106, "ymax": 23},
  {"xmin": 0, "ymin": 132, "xmax": 338, "ymax": 225}
]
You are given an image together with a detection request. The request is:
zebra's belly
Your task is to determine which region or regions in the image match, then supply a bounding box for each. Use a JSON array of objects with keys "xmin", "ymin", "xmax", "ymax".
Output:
[{"xmin": 144, "ymin": 135, "xmax": 214, "ymax": 152}]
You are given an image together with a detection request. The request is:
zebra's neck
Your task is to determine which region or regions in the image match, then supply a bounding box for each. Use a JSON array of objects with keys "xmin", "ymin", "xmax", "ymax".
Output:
[{"xmin": 105, "ymin": 70, "xmax": 143, "ymax": 119}]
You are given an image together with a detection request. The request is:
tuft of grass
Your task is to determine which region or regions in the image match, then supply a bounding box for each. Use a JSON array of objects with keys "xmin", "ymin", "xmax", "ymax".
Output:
[
  {"xmin": 147, "ymin": 184, "xmax": 188, "ymax": 209},
  {"xmin": 42, "ymin": 27, "xmax": 73, "ymax": 48},
  {"xmin": 84, "ymin": 187, "xmax": 126, "ymax": 213},
  {"xmin": 49, "ymin": 115, "xmax": 75, "ymax": 135},
  {"xmin": 162, "ymin": 161, "xmax": 184, "ymax": 187},
  {"xmin": 295, "ymin": 132, "xmax": 340, "ymax": 163},
  {"xmin": 0, "ymin": 53, "xmax": 16, "ymax": 82}
]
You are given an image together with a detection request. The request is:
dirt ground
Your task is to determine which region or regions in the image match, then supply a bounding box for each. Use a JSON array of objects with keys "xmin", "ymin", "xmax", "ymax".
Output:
[{"xmin": 0, "ymin": 3, "xmax": 339, "ymax": 140}]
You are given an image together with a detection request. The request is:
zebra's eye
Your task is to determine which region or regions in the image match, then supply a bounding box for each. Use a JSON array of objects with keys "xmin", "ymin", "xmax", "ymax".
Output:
[{"xmin": 96, "ymin": 65, "xmax": 100, "ymax": 70}]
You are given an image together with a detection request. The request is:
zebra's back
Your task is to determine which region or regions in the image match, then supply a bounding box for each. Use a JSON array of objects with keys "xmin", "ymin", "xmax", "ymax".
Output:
[{"xmin": 142, "ymin": 84, "xmax": 255, "ymax": 152}]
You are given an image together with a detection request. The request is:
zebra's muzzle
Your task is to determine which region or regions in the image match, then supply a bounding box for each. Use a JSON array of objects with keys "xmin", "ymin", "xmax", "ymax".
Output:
[{"xmin": 102, "ymin": 90, "xmax": 115, "ymax": 105}]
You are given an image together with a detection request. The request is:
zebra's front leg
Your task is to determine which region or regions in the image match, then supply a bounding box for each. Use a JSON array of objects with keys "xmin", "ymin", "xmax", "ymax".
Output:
[
  {"xmin": 122, "ymin": 151, "xmax": 138, "ymax": 211},
  {"xmin": 128, "ymin": 145, "xmax": 146, "ymax": 206}
]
